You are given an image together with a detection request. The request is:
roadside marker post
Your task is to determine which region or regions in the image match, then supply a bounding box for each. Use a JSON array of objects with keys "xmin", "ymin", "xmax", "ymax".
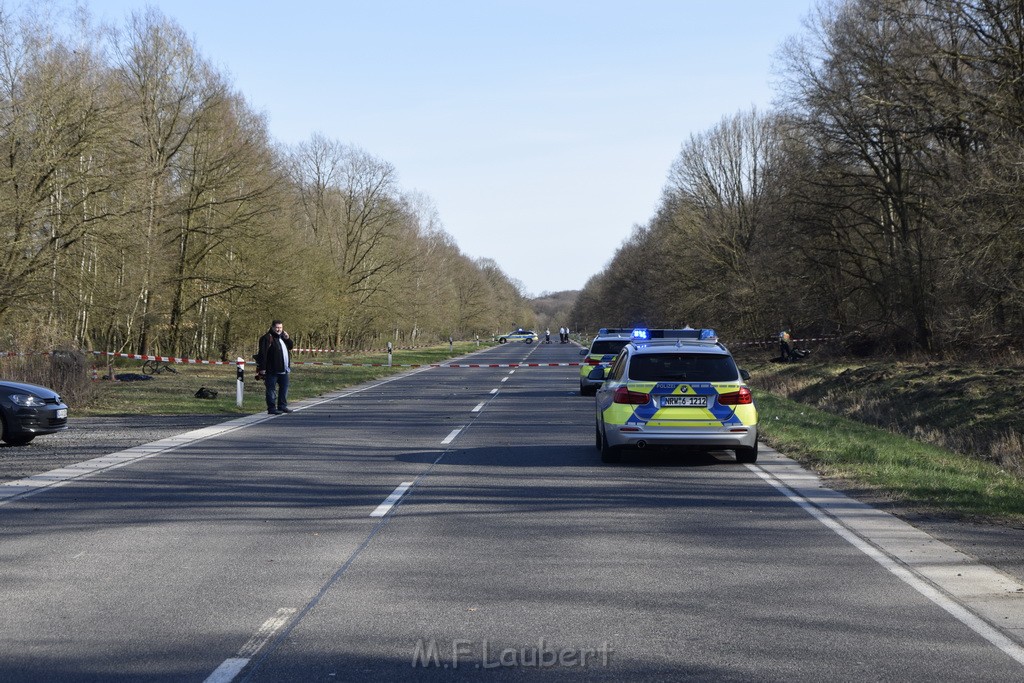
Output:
[
  {"xmin": 387, "ymin": 341, "xmax": 393, "ymax": 367},
  {"xmin": 236, "ymin": 357, "xmax": 244, "ymax": 408}
]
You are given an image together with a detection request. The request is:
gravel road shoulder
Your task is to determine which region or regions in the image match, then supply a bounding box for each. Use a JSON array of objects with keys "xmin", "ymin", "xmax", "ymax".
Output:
[
  {"xmin": 0, "ymin": 415, "xmax": 233, "ymax": 483},
  {"xmin": 3, "ymin": 415, "xmax": 1023, "ymax": 588}
]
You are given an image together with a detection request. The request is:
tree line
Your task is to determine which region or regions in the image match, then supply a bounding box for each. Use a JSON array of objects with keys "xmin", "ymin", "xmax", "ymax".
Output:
[
  {"xmin": 0, "ymin": 4, "xmax": 533, "ymax": 360},
  {"xmin": 571, "ymin": 0, "xmax": 1024, "ymax": 355}
]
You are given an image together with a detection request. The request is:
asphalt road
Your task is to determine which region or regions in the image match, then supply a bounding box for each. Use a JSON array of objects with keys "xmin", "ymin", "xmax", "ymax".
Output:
[{"xmin": 1, "ymin": 342, "xmax": 1023, "ymax": 681}]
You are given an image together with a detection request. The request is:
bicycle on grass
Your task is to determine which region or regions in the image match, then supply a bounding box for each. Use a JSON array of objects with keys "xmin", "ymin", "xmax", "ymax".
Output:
[{"xmin": 142, "ymin": 359, "xmax": 178, "ymax": 375}]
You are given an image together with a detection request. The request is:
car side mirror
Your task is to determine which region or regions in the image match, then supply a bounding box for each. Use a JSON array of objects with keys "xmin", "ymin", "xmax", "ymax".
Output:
[
  {"xmin": 579, "ymin": 349, "xmax": 588, "ymax": 356},
  {"xmin": 740, "ymin": 369, "xmax": 750, "ymax": 381},
  {"xmin": 588, "ymin": 367, "xmax": 607, "ymax": 381}
]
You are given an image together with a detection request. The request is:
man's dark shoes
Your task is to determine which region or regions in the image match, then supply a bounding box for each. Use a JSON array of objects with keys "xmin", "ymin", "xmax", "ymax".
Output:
[
  {"xmin": 278, "ymin": 407, "xmax": 294, "ymax": 413},
  {"xmin": 268, "ymin": 409, "xmax": 281, "ymax": 415}
]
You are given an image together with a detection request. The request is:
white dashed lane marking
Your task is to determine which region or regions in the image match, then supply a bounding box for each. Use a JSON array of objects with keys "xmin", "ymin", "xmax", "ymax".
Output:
[
  {"xmin": 204, "ymin": 607, "xmax": 296, "ymax": 683},
  {"xmin": 370, "ymin": 482, "xmax": 414, "ymax": 518}
]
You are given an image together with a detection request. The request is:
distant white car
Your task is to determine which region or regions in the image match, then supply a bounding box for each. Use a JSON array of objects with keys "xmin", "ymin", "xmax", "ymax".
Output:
[{"xmin": 496, "ymin": 329, "xmax": 539, "ymax": 344}]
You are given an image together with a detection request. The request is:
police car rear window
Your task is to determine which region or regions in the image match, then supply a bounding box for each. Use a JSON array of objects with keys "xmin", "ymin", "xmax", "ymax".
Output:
[
  {"xmin": 628, "ymin": 354, "xmax": 739, "ymax": 382},
  {"xmin": 591, "ymin": 339, "xmax": 630, "ymax": 355}
]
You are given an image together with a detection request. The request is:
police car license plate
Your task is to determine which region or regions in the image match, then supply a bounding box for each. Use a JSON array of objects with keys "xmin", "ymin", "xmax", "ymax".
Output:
[
  {"xmin": 56, "ymin": 409, "xmax": 67, "ymax": 419},
  {"xmin": 662, "ymin": 395, "xmax": 707, "ymax": 407}
]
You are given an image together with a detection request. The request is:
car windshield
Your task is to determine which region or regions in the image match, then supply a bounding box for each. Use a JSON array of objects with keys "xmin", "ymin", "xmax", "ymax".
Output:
[
  {"xmin": 591, "ymin": 339, "xmax": 630, "ymax": 355},
  {"xmin": 628, "ymin": 353, "xmax": 739, "ymax": 382}
]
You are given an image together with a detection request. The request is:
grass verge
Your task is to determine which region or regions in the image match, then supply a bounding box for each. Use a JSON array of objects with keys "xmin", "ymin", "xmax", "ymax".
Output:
[
  {"xmin": 78, "ymin": 342, "xmax": 486, "ymax": 416},
  {"xmin": 757, "ymin": 392, "xmax": 1024, "ymax": 522}
]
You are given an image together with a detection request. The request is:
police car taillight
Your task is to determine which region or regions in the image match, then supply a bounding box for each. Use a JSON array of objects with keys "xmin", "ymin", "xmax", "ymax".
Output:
[
  {"xmin": 613, "ymin": 386, "xmax": 650, "ymax": 405},
  {"xmin": 718, "ymin": 388, "xmax": 753, "ymax": 405}
]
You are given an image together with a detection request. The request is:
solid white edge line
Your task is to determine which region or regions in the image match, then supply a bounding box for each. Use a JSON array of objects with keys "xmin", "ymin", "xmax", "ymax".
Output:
[
  {"xmin": 370, "ymin": 481, "xmax": 414, "ymax": 518},
  {"xmin": 204, "ymin": 658, "xmax": 248, "ymax": 683},
  {"xmin": 204, "ymin": 607, "xmax": 297, "ymax": 683},
  {"xmin": 748, "ymin": 465, "xmax": 1024, "ymax": 667},
  {"xmin": 441, "ymin": 428, "xmax": 462, "ymax": 445}
]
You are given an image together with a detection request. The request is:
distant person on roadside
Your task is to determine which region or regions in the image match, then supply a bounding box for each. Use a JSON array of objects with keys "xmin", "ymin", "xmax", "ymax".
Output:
[
  {"xmin": 255, "ymin": 319, "xmax": 294, "ymax": 414},
  {"xmin": 779, "ymin": 329, "xmax": 792, "ymax": 362},
  {"xmin": 545, "ymin": 329, "xmax": 551, "ymax": 343},
  {"xmin": 559, "ymin": 326, "xmax": 566, "ymax": 343}
]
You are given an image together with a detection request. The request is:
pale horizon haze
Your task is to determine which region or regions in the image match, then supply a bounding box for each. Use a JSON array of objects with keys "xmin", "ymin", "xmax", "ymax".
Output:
[{"xmin": 77, "ymin": 0, "xmax": 816, "ymax": 297}]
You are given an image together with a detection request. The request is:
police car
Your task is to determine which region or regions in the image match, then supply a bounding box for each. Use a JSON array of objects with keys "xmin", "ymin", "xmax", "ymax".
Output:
[
  {"xmin": 589, "ymin": 328, "xmax": 758, "ymax": 464},
  {"xmin": 496, "ymin": 329, "xmax": 539, "ymax": 344},
  {"xmin": 578, "ymin": 328, "xmax": 635, "ymax": 395}
]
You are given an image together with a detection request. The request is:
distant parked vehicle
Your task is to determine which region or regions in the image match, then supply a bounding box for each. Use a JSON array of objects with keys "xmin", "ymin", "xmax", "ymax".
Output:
[
  {"xmin": 496, "ymin": 329, "xmax": 539, "ymax": 344},
  {"xmin": 0, "ymin": 380, "xmax": 69, "ymax": 445}
]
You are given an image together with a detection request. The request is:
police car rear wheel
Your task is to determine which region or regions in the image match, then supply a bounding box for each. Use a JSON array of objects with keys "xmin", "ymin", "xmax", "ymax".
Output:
[
  {"xmin": 599, "ymin": 424, "xmax": 621, "ymax": 464},
  {"xmin": 498, "ymin": 338, "xmax": 506, "ymax": 344},
  {"xmin": 735, "ymin": 443, "xmax": 758, "ymax": 464}
]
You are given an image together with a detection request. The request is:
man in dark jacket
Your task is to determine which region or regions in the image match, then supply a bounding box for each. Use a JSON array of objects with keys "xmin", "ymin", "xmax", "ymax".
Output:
[{"xmin": 255, "ymin": 320, "xmax": 294, "ymax": 414}]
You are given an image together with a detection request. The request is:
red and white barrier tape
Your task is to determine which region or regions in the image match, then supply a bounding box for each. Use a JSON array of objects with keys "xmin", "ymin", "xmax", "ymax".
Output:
[
  {"xmin": 3, "ymin": 334, "xmax": 840, "ymax": 369},
  {"xmin": 81, "ymin": 352, "xmax": 593, "ymax": 368},
  {"xmin": 292, "ymin": 361, "xmax": 589, "ymax": 369},
  {"xmin": 293, "ymin": 343, "xmax": 439, "ymax": 354},
  {"xmin": 89, "ymin": 350, "xmax": 235, "ymax": 366},
  {"xmin": 0, "ymin": 350, "xmax": 60, "ymax": 358},
  {"xmin": 730, "ymin": 336, "xmax": 839, "ymax": 347}
]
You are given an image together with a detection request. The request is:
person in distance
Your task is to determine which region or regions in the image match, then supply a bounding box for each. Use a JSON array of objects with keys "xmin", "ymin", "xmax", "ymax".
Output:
[{"xmin": 255, "ymin": 319, "xmax": 294, "ymax": 415}]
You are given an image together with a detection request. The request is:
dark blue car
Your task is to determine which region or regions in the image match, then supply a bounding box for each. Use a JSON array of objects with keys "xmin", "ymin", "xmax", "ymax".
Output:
[{"xmin": 0, "ymin": 380, "xmax": 69, "ymax": 445}]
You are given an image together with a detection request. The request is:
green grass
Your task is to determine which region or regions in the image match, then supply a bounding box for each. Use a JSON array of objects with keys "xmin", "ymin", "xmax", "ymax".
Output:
[
  {"xmin": 80, "ymin": 342, "xmax": 487, "ymax": 416},
  {"xmin": 757, "ymin": 392, "xmax": 1024, "ymax": 522}
]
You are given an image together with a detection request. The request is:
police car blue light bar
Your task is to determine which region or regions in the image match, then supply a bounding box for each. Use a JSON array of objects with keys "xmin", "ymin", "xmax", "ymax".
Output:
[
  {"xmin": 700, "ymin": 328, "xmax": 718, "ymax": 341},
  {"xmin": 625, "ymin": 327, "xmax": 719, "ymax": 342}
]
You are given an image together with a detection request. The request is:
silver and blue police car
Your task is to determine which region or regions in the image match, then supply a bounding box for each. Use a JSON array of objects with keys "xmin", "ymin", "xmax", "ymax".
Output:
[
  {"xmin": 578, "ymin": 328, "xmax": 634, "ymax": 396},
  {"xmin": 496, "ymin": 329, "xmax": 539, "ymax": 344},
  {"xmin": 589, "ymin": 328, "xmax": 758, "ymax": 464}
]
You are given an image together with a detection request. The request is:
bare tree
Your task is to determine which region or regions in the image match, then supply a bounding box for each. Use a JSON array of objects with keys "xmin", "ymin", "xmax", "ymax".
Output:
[
  {"xmin": 0, "ymin": 7, "xmax": 115, "ymax": 337},
  {"xmin": 163, "ymin": 89, "xmax": 285, "ymax": 356},
  {"xmin": 663, "ymin": 108, "xmax": 790, "ymax": 338},
  {"xmin": 108, "ymin": 8, "xmax": 221, "ymax": 354},
  {"xmin": 779, "ymin": 0, "xmax": 957, "ymax": 351}
]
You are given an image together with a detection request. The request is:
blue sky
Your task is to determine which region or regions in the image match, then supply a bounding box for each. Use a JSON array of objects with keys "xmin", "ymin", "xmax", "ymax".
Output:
[{"xmin": 82, "ymin": 0, "xmax": 816, "ymax": 296}]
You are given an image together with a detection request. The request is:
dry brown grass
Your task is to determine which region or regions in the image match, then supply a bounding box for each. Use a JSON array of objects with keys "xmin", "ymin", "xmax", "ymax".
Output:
[{"xmin": 741, "ymin": 351, "xmax": 1024, "ymax": 478}]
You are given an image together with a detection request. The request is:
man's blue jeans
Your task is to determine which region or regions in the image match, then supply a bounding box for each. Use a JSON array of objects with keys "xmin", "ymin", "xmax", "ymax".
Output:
[{"xmin": 265, "ymin": 371, "xmax": 290, "ymax": 411}]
